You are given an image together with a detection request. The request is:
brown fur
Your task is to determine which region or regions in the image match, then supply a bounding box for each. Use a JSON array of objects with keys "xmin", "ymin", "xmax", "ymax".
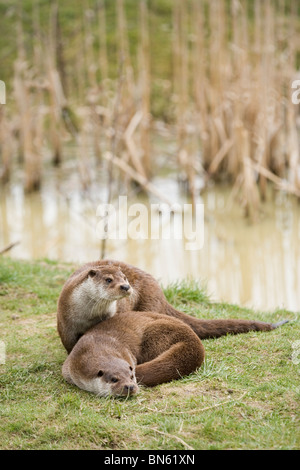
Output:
[
  {"xmin": 57, "ymin": 264, "xmax": 132, "ymax": 353},
  {"xmin": 57, "ymin": 259, "xmax": 288, "ymax": 353},
  {"xmin": 62, "ymin": 310, "xmax": 205, "ymax": 396}
]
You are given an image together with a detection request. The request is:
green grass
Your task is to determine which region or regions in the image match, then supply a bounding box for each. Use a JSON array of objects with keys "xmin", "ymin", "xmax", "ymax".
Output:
[
  {"xmin": 0, "ymin": 0, "xmax": 174, "ymax": 91},
  {"xmin": 0, "ymin": 257, "xmax": 299, "ymax": 450}
]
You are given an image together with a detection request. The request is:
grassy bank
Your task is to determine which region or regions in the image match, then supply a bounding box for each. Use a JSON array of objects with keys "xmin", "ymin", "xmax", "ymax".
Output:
[{"xmin": 0, "ymin": 257, "xmax": 299, "ymax": 450}]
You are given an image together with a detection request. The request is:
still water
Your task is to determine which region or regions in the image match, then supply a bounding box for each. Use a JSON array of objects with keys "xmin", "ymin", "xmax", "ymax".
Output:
[{"xmin": 0, "ymin": 169, "xmax": 299, "ymax": 313}]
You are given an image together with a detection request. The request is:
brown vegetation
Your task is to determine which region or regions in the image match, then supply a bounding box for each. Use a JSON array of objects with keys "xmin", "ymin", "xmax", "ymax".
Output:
[{"xmin": 0, "ymin": 0, "xmax": 299, "ymax": 218}]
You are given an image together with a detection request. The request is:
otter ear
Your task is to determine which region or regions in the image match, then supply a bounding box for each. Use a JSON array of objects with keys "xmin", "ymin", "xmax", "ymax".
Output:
[
  {"xmin": 97, "ymin": 370, "xmax": 104, "ymax": 377},
  {"xmin": 88, "ymin": 269, "xmax": 97, "ymax": 278}
]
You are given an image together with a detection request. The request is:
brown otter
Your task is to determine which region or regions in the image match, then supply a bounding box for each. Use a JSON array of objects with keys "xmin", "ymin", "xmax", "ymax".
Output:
[
  {"xmin": 57, "ymin": 264, "xmax": 133, "ymax": 353},
  {"xmin": 57, "ymin": 259, "xmax": 289, "ymax": 353},
  {"xmin": 62, "ymin": 310, "xmax": 205, "ymax": 396}
]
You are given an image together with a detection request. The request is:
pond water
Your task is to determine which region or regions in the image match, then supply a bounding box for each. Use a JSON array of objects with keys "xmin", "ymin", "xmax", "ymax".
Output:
[{"xmin": 0, "ymin": 164, "xmax": 299, "ymax": 313}]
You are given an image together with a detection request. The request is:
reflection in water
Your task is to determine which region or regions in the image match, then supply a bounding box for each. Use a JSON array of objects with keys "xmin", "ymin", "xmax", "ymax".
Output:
[{"xmin": 0, "ymin": 175, "xmax": 299, "ymax": 312}]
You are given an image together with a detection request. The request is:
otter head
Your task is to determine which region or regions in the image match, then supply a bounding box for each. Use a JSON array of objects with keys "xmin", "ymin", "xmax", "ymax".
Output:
[
  {"xmin": 68, "ymin": 348, "xmax": 139, "ymax": 397},
  {"xmin": 85, "ymin": 266, "xmax": 132, "ymax": 301},
  {"xmin": 95, "ymin": 357, "xmax": 139, "ymax": 397}
]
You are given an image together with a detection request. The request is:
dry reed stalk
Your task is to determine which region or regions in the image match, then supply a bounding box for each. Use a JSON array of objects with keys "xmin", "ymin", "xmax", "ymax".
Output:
[
  {"xmin": 208, "ymin": 139, "xmax": 234, "ymax": 175},
  {"xmin": 0, "ymin": 240, "xmax": 20, "ymax": 255},
  {"xmin": 32, "ymin": 3, "xmax": 46, "ymax": 171},
  {"xmin": 123, "ymin": 110, "xmax": 147, "ymax": 177},
  {"xmin": 257, "ymin": 0, "xmax": 272, "ymax": 200},
  {"xmin": 191, "ymin": 0, "xmax": 207, "ymax": 143},
  {"xmin": 48, "ymin": 3, "xmax": 65, "ymax": 166},
  {"xmin": 88, "ymin": 96, "xmax": 106, "ymax": 162},
  {"xmin": 92, "ymin": 0, "xmax": 111, "ymax": 161},
  {"xmin": 103, "ymin": 151, "xmax": 173, "ymax": 205},
  {"xmin": 225, "ymin": 1, "xmax": 249, "ymax": 181},
  {"xmin": 196, "ymin": 0, "xmax": 231, "ymax": 174},
  {"xmin": 138, "ymin": 0, "xmax": 151, "ymax": 179},
  {"xmin": 172, "ymin": 0, "xmax": 198, "ymax": 209},
  {"xmin": 285, "ymin": 1, "xmax": 300, "ymax": 190},
  {"xmin": 114, "ymin": 0, "xmax": 147, "ymax": 187},
  {"xmin": 75, "ymin": 22, "xmax": 86, "ymax": 106},
  {"xmin": 251, "ymin": 161, "xmax": 300, "ymax": 198},
  {"xmin": 83, "ymin": 2, "xmax": 97, "ymax": 90},
  {"xmin": 208, "ymin": 0, "xmax": 227, "ymax": 107},
  {"xmin": 116, "ymin": 0, "xmax": 135, "ymax": 105},
  {"xmin": 54, "ymin": 3, "xmax": 68, "ymax": 99},
  {"xmin": 286, "ymin": 104, "xmax": 300, "ymax": 189},
  {"xmin": 14, "ymin": 9, "xmax": 42, "ymax": 192},
  {"xmin": 14, "ymin": 61, "xmax": 41, "ymax": 192},
  {"xmin": 0, "ymin": 107, "xmax": 13, "ymax": 183},
  {"xmin": 240, "ymin": 127, "xmax": 260, "ymax": 220},
  {"xmin": 90, "ymin": 0, "xmax": 110, "ymax": 161},
  {"xmin": 100, "ymin": 59, "xmax": 128, "ymax": 259},
  {"xmin": 81, "ymin": 1, "xmax": 107, "ymax": 163},
  {"xmin": 32, "ymin": 2, "xmax": 43, "ymax": 76},
  {"xmin": 173, "ymin": 0, "xmax": 188, "ymax": 168},
  {"xmin": 47, "ymin": 66, "xmax": 66, "ymax": 165},
  {"xmin": 97, "ymin": 0, "xmax": 108, "ymax": 83},
  {"xmin": 77, "ymin": 118, "xmax": 92, "ymax": 191}
]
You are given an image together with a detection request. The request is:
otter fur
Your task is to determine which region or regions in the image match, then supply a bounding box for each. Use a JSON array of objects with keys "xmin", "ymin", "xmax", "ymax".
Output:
[
  {"xmin": 62, "ymin": 310, "xmax": 205, "ymax": 396},
  {"xmin": 57, "ymin": 259, "xmax": 288, "ymax": 353}
]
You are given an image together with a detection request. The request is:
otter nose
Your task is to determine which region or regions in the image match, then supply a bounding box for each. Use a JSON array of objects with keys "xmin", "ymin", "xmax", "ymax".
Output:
[
  {"xmin": 120, "ymin": 284, "xmax": 130, "ymax": 292},
  {"xmin": 124, "ymin": 384, "xmax": 136, "ymax": 395}
]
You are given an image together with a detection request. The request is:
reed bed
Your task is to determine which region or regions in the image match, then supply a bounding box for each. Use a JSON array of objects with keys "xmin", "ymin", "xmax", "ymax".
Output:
[{"xmin": 0, "ymin": 0, "xmax": 299, "ymax": 217}]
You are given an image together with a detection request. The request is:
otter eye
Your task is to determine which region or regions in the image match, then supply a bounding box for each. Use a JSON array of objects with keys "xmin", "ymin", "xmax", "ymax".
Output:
[
  {"xmin": 105, "ymin": 278, "xmax": 113, "ymax": 284},
  {"xmin": 111, "ymin": 377, "xmax": 118, "ymax": 383},
  {"xmin": 129, "ymin": 366, "xmax": 133, "ymax": 371},
  {"xmin": 97, "ymin": 370, "xmax": 103, "ymax": 377},
  {"xmin": 89, "ymin": 270, "xmax": 97, "ymax": 278}
]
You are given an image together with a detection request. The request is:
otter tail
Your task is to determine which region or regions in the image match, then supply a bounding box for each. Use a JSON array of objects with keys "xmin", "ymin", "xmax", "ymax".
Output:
[
  {"xmin": 165, "ymin": 304, "xmax": 289, "ymax": 339},
  {"xmin": 271, "ymin": 319, "xmax": 289, "ymax": 328}
]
